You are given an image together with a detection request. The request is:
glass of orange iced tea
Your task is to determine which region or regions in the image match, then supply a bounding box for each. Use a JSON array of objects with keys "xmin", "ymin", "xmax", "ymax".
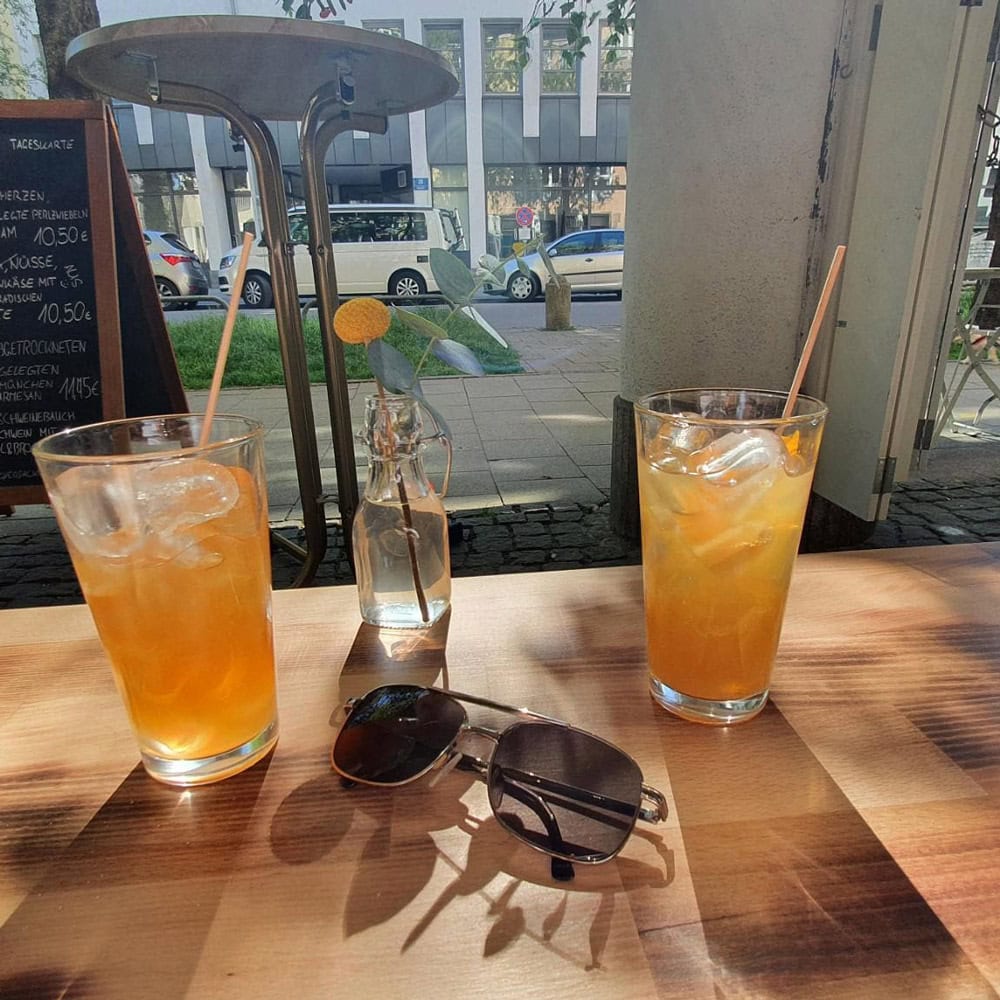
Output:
[
  {"xmin": 634, "ymin": 389, "xmax": 827, "ymax": 724},
  {"xmin": 33, "ymin": 414, "xmax": 278, "ymax": 784}
]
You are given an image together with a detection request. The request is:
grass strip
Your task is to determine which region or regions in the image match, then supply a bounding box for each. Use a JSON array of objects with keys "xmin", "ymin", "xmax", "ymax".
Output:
[{"xmin": 168, "ymin": 306, "xmax": 523, "ymax": 389}]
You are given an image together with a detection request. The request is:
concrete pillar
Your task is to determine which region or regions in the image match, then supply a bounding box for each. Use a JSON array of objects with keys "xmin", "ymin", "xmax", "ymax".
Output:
[
  {"xmin": 188, "ymin": 114, "xmax": 233, "ymax": 280},
  {"xmin": 522, "ymin": 17, "xmax": 540, "ymax": 139},
  {"xmin": 408, "ymin": 110, "xmax": 433, "ymax": 207},
  {"xmin": 463, "ymin": 15, "xmax": 487, "ymax": 263},
  {"xmin": 578, "ymin": 15, "xmax": 600, "ymax": 137},
  {"xmin": 403, "ymin": 12, "xmax": 432, "ymax": 206},
  {"xmin": 610, "ymin": 0, "xmax": 850, "ymax": 538}
]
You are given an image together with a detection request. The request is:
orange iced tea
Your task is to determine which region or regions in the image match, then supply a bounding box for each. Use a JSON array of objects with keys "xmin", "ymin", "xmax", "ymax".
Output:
[
  {"xmin": 635, "ymin": 390, "xmax": 826, "ymax": 724},
  {"xmin": 34, "ymin": 416, "xmax": 278, "ymax": 784}
]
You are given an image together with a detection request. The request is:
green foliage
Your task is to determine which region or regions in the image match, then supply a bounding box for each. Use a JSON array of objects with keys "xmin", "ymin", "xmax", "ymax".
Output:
[
  {"xmin": 0, "ymin": 0, "xmax": 44, "ymax": 98},
  {"xmin": 519, "ymin": 0, "xmax": 634, "ymax": 68},
  {"xmin": 958, "ymin": 284, "xmax": 976, "ymax": 322},
  {"xmin": 167, "ymin": 308, "xmax": 521, "ymax": 390},
  {"xmin": 275, "ymin": 0, "xmax": 636, "ymax": 67}
]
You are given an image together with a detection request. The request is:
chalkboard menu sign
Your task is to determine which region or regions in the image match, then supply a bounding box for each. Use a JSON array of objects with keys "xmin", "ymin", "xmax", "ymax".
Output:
[{"xmin": 0, "ymin": 101, "xmax": 125, "ymax": 504}]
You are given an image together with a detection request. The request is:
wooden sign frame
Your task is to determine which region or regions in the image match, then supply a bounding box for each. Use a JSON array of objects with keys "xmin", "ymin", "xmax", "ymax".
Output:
[{"xmin": 0, "ymin": 100, "xmax": 124, "ymax": 505}]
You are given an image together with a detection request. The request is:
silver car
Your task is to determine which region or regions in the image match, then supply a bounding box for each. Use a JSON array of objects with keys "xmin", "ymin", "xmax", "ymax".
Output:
[
  {"xmin": 145, "ymin": 231, "xmax": 210, "ymax": 310},
  {"xmin": 488, "ymin": 228, "xmax": 626, "ymax": 302}
]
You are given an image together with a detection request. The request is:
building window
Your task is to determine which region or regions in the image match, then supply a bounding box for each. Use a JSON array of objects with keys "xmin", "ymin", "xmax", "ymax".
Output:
[
  {"xmin": 423, "ymin": 22, "xmax": 464, "ymax": 95},
  {"xmin": 599, "ymin": 21, "xmax": 633, "ymax": 95},
  {"xmin": 485, "ymin": 164, "xmax": 627, "ymax": 256},
  {"xmin": 362, "ymin": 20, "xmax": 403, "ymax": 38},
  {"xmin": 541, "ymin": 23, "xmax": 578, "ymax": 94},
  {"xmin": 128, "ymin": 170, "xmax": 207, "ymax": 260},
  {"xmin": 431, "ymin": 166, "xmax": 469, "ymax": 252},
  {"xmin": 483, "ymin": 22, "xmax": 521, "ymax": 95}
]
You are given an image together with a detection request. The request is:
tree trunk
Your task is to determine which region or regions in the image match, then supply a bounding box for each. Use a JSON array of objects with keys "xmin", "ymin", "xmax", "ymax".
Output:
[
  {"xmin": 545, "ymin": 278, "xmax": 572, "ymax": 330},
  {"xmin": 34, "ymin": 0, "xmax": 100, "ymax": 99}
]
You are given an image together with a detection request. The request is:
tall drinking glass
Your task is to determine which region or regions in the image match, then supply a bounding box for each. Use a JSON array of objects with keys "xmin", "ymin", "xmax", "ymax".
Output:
[
  {"xmin": 33, "ymin": 414, "xmax": 278, "ymax": 785},
  {"xmin": 634, "ymin": 389, "xmax": 827, "ymax": 724}
]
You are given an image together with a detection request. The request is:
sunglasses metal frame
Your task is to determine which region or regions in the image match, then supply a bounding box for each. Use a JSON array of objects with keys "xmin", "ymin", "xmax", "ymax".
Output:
[{"xmin": 331, "ymin": 685, "xmax": 668, "ymax": 870}]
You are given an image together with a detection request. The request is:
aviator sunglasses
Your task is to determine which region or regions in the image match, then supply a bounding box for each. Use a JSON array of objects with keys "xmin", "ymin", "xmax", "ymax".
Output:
[{"xmin": 331, "ymin": 684, "xmax": 668, "ymax": 881}]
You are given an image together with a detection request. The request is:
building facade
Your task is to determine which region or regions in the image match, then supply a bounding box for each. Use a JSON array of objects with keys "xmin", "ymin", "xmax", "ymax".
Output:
[{"xmin": 91, "ymin": 0, "xmax": 634, "ymax": 276}]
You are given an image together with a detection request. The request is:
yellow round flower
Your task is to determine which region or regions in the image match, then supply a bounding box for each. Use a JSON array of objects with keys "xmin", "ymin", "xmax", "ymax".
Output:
[{"xmin": 333, "ymin": 298, "xmax": 391, "ymax": 344}]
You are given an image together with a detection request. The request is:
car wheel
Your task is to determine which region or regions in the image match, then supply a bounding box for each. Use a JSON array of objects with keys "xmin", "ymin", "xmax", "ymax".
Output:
[
  {"xmin": 155, "ymin": 277, "xmax": 180, "ymax": 311},
  {"xmin": 506, "ymin": 272, "xmax": 539, "ymax": 302},
  {"xmin": 389, "ymin": 270, "xmax": 427, "ymax": 298},
  {"xmin": 242, "ymin": 273, "xmax": 273, "ymax": 309}
]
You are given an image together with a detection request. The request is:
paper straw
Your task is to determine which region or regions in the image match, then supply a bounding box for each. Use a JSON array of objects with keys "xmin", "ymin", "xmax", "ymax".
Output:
[
  {"xmin": 783, "ymin": 244, "xmax": 847, "ymax": 419},
  {"xmin": 199, "ymin": 231, "xmax": 255, "ymax": 447}
]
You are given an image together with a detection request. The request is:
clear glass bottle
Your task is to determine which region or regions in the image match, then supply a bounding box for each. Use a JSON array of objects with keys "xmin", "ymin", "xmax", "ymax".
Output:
[{"xmin": 353, "ymin": 394, "xmax": 451, "ymax": 628}]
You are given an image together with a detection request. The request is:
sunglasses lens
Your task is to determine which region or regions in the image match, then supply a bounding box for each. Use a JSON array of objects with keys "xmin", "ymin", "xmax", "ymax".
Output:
[
  {"xmin": 333, "ymin": 685, "xmax": 465, "ymax": 784},
  {"xmin": 487, "ymin": 722, "xmax": 643, "ymax": 863}
]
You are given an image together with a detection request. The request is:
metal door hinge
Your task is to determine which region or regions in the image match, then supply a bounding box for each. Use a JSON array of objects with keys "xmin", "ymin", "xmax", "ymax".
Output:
[
  {"xmin": 914, "ymin": 418, "xmax": 935, "ymax": 451},
  {"xmin": 869, "ymin": 4, "xmax": 883, "ymax": 51},
  {"xmin": 873, "ymin": 456, "xmax": 897, "ymax": 496}
]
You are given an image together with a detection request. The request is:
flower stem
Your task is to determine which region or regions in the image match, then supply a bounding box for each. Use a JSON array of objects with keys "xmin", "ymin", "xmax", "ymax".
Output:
[{"xmin": 375, "ymin": 381, "xmax": 430, "ymax": 624}]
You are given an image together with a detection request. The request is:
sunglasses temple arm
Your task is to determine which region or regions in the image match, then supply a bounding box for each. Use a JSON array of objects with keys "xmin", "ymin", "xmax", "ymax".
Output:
[
  {"xmin": 499, "ymin": 765, "xmax": 665, "ymax": 823},
  {"xmin": 495, "ymin": 774, "xmax": 577, "ymax": 882}
]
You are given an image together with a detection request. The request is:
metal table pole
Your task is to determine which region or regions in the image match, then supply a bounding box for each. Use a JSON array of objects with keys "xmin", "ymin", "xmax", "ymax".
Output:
[
  {"xmin": 299, "ymin": 82, "xmax": 389, "ymax": 567},
  {"xmin": 159, "ymin": 82, "xmax": 327, "ymax": 586}
]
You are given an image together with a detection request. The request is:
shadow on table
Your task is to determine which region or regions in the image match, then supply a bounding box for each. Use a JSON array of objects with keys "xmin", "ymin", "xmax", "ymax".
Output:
[
  {"xmin": 653, "ymin": 704, "xmax": 992, "ymax": 996},
  {"xmin": 270, "ymin": 602, "xmax": 675, "ymax": 972},
  {"xmin": 0, "ymin": 757, "xmax": 271, "ymax": 999}
]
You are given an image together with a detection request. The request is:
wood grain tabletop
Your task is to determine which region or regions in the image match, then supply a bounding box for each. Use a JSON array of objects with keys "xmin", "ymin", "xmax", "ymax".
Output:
[{"xmin": 1, "ymin": 542, "xmax": 998, "ymax": 999}]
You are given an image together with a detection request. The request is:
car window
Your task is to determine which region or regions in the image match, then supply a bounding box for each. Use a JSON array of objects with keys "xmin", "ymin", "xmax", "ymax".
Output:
[
  {"xmin": 369, "ymin": 212, "xmax": 429, "ymax": 242},
  {"xmin": 599, "ymin": 231, "xmax": 625, "ymax": 252},
  {"xmin": 289, "ymin": 215, "xmax": 310, "ymax": 244},
  {"xmin": 552, "ymin": 233, "xmax": 598, "ymax": 256},
  {"xmin": 161, "ymin": 232, "xmax": 196, "ymax": 254}
]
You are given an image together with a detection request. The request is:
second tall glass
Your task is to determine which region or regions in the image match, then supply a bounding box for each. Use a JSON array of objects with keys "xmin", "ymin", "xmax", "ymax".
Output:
[{"xmin": 635, "ymin": 389, "xmax": 827, "ymax": 724}]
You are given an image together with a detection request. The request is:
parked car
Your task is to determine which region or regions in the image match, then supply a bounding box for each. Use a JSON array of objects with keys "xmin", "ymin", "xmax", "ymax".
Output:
[
  {"xmin": 145, "ymin": 231, "xmax": 210, "ymax": 309},
  {"xmin": 218, "ymin": 204, "xmax": 465, "ymax": 308},
  {"xmin": 485, "ymin": 228, "xmax": 626, "ymax": 302}
]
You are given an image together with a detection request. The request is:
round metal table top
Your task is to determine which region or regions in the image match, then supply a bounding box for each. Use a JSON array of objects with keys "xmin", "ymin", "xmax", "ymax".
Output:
[{"xmin": 66, "ymin": 15, "xmax": 458, "ymax": 121}]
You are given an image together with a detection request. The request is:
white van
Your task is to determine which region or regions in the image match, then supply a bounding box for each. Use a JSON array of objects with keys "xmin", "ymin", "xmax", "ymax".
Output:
[{"xmin": 218, "ymin": 203, "xmax": 464, "ymax": 308}]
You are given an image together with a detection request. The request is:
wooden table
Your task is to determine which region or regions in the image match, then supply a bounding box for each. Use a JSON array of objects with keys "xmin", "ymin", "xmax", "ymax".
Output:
[{"xmin": 1, "ymin": 544, "xmax": 999, "ymax": 998}]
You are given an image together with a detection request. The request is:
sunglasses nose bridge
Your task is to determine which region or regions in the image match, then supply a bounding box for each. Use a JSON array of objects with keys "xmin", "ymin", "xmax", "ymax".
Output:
[
  {"xmin": 450, "ymin": 725, "xmax": 500, "ymax": 776},
  {"xmin": 638, "ymin": 784, "xmax": 669, "ymax": 824}
]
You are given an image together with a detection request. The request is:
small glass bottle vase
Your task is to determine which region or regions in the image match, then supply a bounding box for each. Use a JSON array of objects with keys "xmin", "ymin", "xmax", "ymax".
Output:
[{"xmin": 353, "ymin": 394, "xmax": 451, "ymax": 629}]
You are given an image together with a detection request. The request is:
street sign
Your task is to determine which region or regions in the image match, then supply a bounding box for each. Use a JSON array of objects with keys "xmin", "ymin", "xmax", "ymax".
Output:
[
  {"xmin": 413, "ymin": 176, "xmax": 429, "ymax": 191},
  {"xmin": 515, "ymin": 205, "xmax": 534, "ymax": 227}
]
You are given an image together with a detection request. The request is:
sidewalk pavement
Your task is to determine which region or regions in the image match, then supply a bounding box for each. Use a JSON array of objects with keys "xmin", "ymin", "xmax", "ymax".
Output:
[{"xmin": 2, "ymin": 326, "xmax": 999, "ymax": 609}]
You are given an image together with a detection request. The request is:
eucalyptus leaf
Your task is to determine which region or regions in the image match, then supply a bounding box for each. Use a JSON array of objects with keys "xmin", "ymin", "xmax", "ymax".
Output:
[
  {"xmin": 430, "ymin": 247, "xmax": 477, "ymax": 304},
  {"xmin": 460, "ymin": 306, "xmax": 509, "ymax": 348},
  {"xmin": 367, "ymin": 339, "xmax": 416, "ymax": 393},
  {"xmin": 410, "ymin": 386, "xmax": 452, "ymax": 442},
  {"xmin": 430, "ymin": 338, "xmax": 486, "ymax": 377},
  {"xmin": 393, "ymin": 306, "xmax": 447, "ymax": 341}
]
